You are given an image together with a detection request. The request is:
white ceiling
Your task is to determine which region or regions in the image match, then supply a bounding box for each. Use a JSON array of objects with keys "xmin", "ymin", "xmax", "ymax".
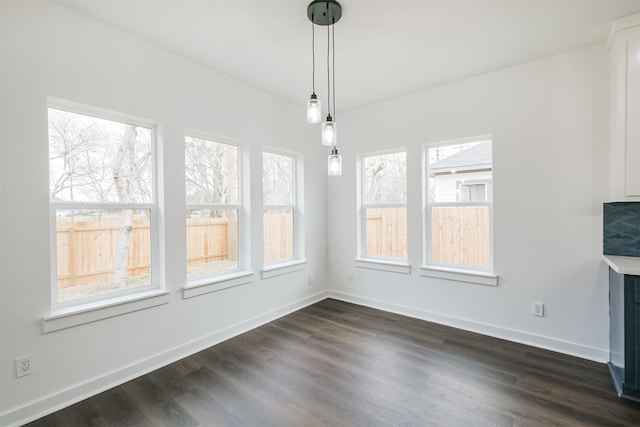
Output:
[{"xmin": 58, "ymin": 0, "xmax": 640, "ymax": 112}]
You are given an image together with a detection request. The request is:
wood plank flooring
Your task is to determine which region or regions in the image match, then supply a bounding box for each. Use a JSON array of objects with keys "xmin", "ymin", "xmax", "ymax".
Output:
[{"xmin": 26, "ymin": 299, "xmax": 640, "ymax": 426}]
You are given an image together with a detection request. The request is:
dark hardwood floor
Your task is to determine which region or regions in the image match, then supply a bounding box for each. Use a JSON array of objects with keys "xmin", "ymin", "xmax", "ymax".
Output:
[{"xmin": 26, "ymin": 299, "xmax": 640, "ymax": 426}]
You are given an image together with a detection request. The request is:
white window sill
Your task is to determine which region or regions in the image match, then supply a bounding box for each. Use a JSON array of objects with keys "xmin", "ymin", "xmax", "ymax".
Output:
[
  {"xmin": 355, "ymin": 258, "xmax": 411, "ymax": 274},
  {"xmin": 43, "ymin": 289, "xmax": 170, "ymax": 333},
  {"xmin": 261, "ymin": 260, "xmax": 307, "ymax": 279},
  {"xmin": 420, "ymin": 265, "xmax": 498, "ymax": 286},
  {"xmin": 183, "ymin": 271, "xmax": 255, "ymax": 299}
]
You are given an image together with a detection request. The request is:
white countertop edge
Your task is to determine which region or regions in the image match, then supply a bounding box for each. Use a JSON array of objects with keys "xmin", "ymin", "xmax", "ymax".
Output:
[{"xmin": 602, "ymin": 255, "xmax": 640, "ymax": 275}]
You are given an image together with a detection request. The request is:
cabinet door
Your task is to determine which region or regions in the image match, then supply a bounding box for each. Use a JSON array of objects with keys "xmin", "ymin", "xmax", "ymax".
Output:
[
  {"xmin": 624, "ymin": 275, "xmax": 640, "ymax": 393},
  {"xmin": 626, "ymin": 38, "xmax": 640, "ymax": 196}
]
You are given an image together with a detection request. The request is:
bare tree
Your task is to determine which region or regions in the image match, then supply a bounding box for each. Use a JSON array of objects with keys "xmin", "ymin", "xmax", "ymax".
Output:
[
  {"xmin": 111, "ymin": 126, "xmax": 137, "ymax": 287},
  {"xmin": 364, "ymin": 152, "xmax": 406, "ymax": 204},
  {"xmin": 185, "ymin": 137, "xmax": 236, "ymax": 212},
  {"xmin": 262, "ymin": 152, "xmax": 293, "ymax": 206},
  {"xmin": 49, "ymin": 110, "xmax": 102, "ymax": 202}
]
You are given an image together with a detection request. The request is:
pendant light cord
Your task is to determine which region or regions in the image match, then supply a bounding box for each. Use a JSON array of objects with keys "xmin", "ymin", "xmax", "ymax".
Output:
[
  {"xmin": 326, "ymin": 16, "xmax": 331, "ymax": 117},
  {"xmin": 332, "ymin": 21, "xmax": 336, "ymax": 121},
  {"xmin": 311, "ymin": 19, "xmax": 315, "ymax": 94}
]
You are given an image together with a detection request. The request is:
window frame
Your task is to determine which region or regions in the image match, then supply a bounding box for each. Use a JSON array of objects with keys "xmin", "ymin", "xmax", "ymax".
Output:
[
  {"xmin": 262, "ymin": 148, "xmax": 304, "ymax": 268},
  {"xmin": 357, "ymin": 148, "xmax": 408, "ymax": 263},
  {"xmin": 184, "ymin": 132, "xmax": 243, "ymax": 284},
  {"xmin": 48, "ymin": 98, "xmax": 161, "ymax": 311},
  {"xmin": 423, "ymin": 135, "xmax": 494, "ymax": 275}
]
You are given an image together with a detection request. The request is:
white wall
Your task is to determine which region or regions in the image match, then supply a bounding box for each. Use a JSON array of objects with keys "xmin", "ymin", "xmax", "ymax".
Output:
[
  {"xmin": 0, "ymin": 2, "xmax": 327, "ymax": 425},
  {"xmin": 327, "ymin": 44, "xmax": 610, "ymax": 362}
]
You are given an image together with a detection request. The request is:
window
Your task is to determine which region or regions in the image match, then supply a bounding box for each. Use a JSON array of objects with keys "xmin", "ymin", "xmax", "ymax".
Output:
[
  {"xmin": 263, "ymin": 151, "xmax": 297, "ymax": 265},
  {"xmin": 425, "ymin": 137, "xmax": 493, "ymax": 271},
  {"xmin": 458, "ymin": 181, "xmax": 490, "ymax": 202},
  {"xmin": 185, "ymin": 135, "xmax": 240, "ymax": 281},
  {"xmin": 360, "ymin": 150, "xmax": 407, "ymax": 260},
  {"xmin": 48, "ymin": 104, "xmax": 158, "ymax": 307}
]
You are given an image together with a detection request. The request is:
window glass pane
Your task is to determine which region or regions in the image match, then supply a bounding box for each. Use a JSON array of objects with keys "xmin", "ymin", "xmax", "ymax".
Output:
[
  {"xmin": 427, "ymin": 141, "xmax": 492, "ymax": 203},
  {"xmin": 264, "ymin": 208, "xmax": 294, "ymax": 263},
  {"xmin": 431, "ymin": 206, "xmax": 490, "ymax": 267},
  {"xmin": 470, "ymin": 184, "xmax": 486, "ymax": 202},
  {"xmin": 48, "ymin": 108, "xmax": 152, "ymax": 203},
  {"xmin": 186, "ymin": 209, "xmax": 238, "ymax": 278},
  {"xmin": 263, "ymin": 152, "xmax": 293, "ymax": 206},
  {"xmin": 365, "ymin": 207, "xmax": 407, "ymax": 258},
  {"xmin": 363, "ymin": 152, "xmax": 407, "ymax": 205},
  {"xmin": 185, "ymin": 137, "xmax": 238, "ymax": 204},
  {"xmin": 55, "ymin": 209, "xmax": 151, "ymax": 302},
  {"xmin": 460, "ymin": 184, "xmax": 472, "ymax": 202}
]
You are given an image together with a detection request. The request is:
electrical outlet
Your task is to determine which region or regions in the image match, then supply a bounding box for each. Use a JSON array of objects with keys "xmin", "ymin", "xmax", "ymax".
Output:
[
  {"xmin": 532, "ymin": 302, "xmax": 544, "ymax": 317},
  {"xmin": 347, "ymin": 273, "xmax": 353, "ymax": 282},
  {"xmin": 16, "ymin": 355, "xmax": 33, "ymax": 378},
  {"xmin": 308, "ymin": 273, "xmax": 314, "ymax": 284}
]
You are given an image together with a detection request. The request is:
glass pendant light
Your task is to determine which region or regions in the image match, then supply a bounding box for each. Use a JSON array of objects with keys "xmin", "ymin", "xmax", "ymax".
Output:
[
  {"xmin": 307, "ymin": 94, "xmax": 321, "ymax": 124},
  {"xmin": 328, "ymin": 146, "xmax": 342, "ymax": 176},
  {"xmin": 322, "ymin": 114, "xmax": 336, "ymax": 146},
  {"xmin": 306, "ymin": 20, "xmax": 321, "ymax": 124},
  {"xmin": 321, "ymin": 6, "xmax": 337, "ymax": 146}
]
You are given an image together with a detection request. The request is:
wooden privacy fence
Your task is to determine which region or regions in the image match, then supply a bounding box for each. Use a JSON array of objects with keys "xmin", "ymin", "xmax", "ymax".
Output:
[
  {"xmin": 56, "ymin": 219, "xmax": 152, "ymax": 288},
  {"xmin": 431, "ymin": 206, "xmax": 490, "ymax": 267},
  {"xmin": 57, "ymin": 217, "xmax": 230, "ymax": 288},
  {"xmin": 186, "ymin": 217, "xmax": 230, "ymax": 267},
  {"xmin": 263, "ymin": 211, "xmax": 294, "ymax": 262},
  {"xmin": 365, "ymin": 206, "xmax": 489, "ymax": 266},
  {"xmin": 366, "ymin": 208, "xmax": 408, "ymax": 258},
  {"xmin": 57, "ymin": 208, "xmax": 489, "ymax": 288}
]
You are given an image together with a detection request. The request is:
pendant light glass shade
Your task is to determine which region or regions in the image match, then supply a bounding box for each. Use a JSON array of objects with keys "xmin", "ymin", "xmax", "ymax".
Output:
[
  {"xmin": 328, "ymin": 146, "xmax": 342, "ymax": 176},
  {"xmin": 307, "ymin": 94, "xmax": 321, "ymax": 124},
  {"xmin": 321, "ymin": 115, "xmax": 336, "ymax": 146}
]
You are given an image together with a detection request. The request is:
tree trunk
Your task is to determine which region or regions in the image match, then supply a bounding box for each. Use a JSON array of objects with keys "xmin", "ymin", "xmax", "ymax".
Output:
[{"xmin": 111, "ymin": 126, "xmax": 137, "ymax": 287}]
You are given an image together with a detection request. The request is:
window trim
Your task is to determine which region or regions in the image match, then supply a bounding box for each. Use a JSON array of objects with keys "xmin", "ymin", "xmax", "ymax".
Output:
[
  {"xmin": 357, "ymin": 149, "xmax": 408, "ymax": 261},
  {"xmin": 262, "ymin": 148, "xmax": 304, "ymax": 267},
  {"xmin": 43, "ymin": 290, "xmax": 170, "ymax": 333},
  {"xmin": 419, "ymin": 265, "xmax": 498, "ymax": 286},
  {"xmin": 184, "ymin": 132, "xmax": 246, "ymax": 284},
  {"xmin": 423, "ymin": 136, "xmax": 494, "ymax": 275},
  {"xmin": 261, "ymin": 260, "xmax": 307, "ymax": 279},
  {"xmin": 47, "ymin": 98, "xmax": 161, "ymax": 311},
  {"xmin": 355, "ymin": 258, "xmax": 411, "ymax": 274},
  {"xmin": 183, "ymin": 271, "xmax": 255, "ymax": 298}
]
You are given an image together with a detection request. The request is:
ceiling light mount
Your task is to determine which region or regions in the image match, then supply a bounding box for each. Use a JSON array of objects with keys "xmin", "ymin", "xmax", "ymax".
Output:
[{"xmin": 307, "ymin": 0, "xmax": 342, "ymax": 26}]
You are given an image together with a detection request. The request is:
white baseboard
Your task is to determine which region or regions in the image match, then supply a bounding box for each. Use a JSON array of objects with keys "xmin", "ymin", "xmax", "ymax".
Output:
[
  {"xmin": 327, "ymin": 290, "xmax": 609, "ymax": 363},
  {"xmin": 1, "ymin": 291, "xmax": 329, "ymax": 427}
]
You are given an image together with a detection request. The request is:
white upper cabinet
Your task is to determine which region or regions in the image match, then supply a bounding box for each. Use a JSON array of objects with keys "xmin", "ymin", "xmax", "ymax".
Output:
[{"xmin": 609, "ymin": 13, "xmax": 640, "ymax": 200}]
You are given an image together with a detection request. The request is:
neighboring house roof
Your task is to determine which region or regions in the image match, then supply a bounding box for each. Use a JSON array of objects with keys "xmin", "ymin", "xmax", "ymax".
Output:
[{"xmin": 430, "ymin": 141, "xmax": 492, "ymax": 174}]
